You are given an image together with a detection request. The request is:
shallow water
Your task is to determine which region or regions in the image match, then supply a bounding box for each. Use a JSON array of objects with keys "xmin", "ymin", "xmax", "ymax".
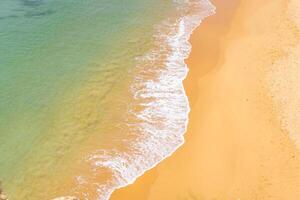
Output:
[{"xmin": 0, "ymin": 0, "xmax": 214, "ymax": 199}]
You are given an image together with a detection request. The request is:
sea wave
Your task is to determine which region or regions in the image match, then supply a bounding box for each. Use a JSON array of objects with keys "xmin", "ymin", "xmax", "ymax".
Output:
[{"xmin": 58, "ymin": 0, "xmax": 215, "ymax": 199}]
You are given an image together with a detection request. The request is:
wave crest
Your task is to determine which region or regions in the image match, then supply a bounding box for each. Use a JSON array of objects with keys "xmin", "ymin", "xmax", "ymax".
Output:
[{"xmin": 63, "ymin": 1, "xmax": 215, "ymax": 199}]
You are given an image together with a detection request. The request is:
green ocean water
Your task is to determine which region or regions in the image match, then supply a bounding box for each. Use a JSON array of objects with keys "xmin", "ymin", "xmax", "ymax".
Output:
[{"xmin": 0, "ymin": 0, "xmax": 175, "ymax": 199}]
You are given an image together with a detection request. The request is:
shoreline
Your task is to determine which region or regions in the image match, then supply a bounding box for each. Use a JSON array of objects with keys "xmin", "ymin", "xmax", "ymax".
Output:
[
  {"xmin": 111, "ymin": 0, "xmax": 300, "ymax": 199},
  {"xmin": 110, "ymin": 0, "xmax": 240, "ymax": 199},
  {"xmin": 100, "ymin": 2, "xmax": 217, "ymax": 199},
  {"xmin": 52, "ymin": 1, "xmax": 217, "ymax": 200}
]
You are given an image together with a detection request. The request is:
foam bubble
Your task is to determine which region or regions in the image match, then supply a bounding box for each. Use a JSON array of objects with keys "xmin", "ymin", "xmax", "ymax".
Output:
[{"xmin": 62, "ymin": 1, "xmax": 215, "ymax": 199}]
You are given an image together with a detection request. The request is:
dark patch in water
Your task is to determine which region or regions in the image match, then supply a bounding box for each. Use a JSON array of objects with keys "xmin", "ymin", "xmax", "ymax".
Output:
[
  {"xmin": 0, "ymin": 0, "xmax": 55, "ymax": 21},
  {"xmin": 19, "ymin": 0, "xmax": 55, "ymax": 18},
  {"xmin": 0, "ymin": 15, "xmax": 19, "ymax": 21},
  {"xmin": 25, "ymin": 10, "xmax": 55, "ymax": 17},
  {"xmin": 0, "ymin": 10, "xmax": 54, "ymax": 20},
  {"xmin": 20, "ymin": 0, "xmax": 44, "ymax": 8}
]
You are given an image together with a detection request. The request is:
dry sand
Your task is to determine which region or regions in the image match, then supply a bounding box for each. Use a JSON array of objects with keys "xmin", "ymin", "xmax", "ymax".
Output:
[{"xmin": 111, "ymin": 0, "xmax": 300, "ymax": 199}]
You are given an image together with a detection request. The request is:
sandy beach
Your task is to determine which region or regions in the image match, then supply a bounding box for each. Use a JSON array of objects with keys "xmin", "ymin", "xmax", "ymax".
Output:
[{"xmin": 111, "ymin": 0, "xmax": 300, "ymax": 199}]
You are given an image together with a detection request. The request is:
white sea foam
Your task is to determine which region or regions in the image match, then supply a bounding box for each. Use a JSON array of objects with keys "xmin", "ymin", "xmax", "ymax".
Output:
[{"xmin": 62, "ymin": 1, "xmax": 216, "ymax": 199}]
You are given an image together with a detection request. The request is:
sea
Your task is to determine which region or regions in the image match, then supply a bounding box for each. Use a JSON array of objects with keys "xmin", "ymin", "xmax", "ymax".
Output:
[{"xmin": 0, "ymin": 0, "xmax": 215, "ymax": 199}]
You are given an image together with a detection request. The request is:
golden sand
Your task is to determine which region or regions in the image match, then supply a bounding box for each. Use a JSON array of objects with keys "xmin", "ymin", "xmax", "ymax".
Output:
[{"xmin": 111, "ymin": 0, "xmax": 300, "ymax": 199}]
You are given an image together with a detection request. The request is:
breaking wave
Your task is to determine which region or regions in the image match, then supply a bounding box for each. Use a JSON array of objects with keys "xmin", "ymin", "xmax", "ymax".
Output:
[{"xmin": 59, "ymin": 1, "xmax": 216, "ymax": 199}]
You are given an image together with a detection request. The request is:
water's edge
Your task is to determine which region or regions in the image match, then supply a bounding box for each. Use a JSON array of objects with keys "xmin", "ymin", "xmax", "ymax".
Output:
[
  {"xmin": 54, "ymin": 1, "xmax": 216, "ymax": 199},
  {"xmin": 105, "ymin": 1, "xmax": 217, "ymax": 199}
]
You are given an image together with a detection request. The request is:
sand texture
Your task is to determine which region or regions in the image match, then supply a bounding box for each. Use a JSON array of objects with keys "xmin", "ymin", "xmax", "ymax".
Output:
[{"xmin": 110, "ymin": 0, "xmax": 300, "ymax": 199}]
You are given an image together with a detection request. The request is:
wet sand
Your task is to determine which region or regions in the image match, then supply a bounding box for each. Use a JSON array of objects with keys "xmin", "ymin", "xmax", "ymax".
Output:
[{"xmin": 111, "ymin": 0, "xmax": 300, "ymax": 199}]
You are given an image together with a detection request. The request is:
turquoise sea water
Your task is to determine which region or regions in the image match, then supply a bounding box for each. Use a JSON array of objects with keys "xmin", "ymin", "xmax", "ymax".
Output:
[
  {"xmin": 0, "ymin": 0, "xmax": 173, "ymax": 198},
  {"xmin": 0, "ymin": 0, "xmax": 214, "ymax": 199}
]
